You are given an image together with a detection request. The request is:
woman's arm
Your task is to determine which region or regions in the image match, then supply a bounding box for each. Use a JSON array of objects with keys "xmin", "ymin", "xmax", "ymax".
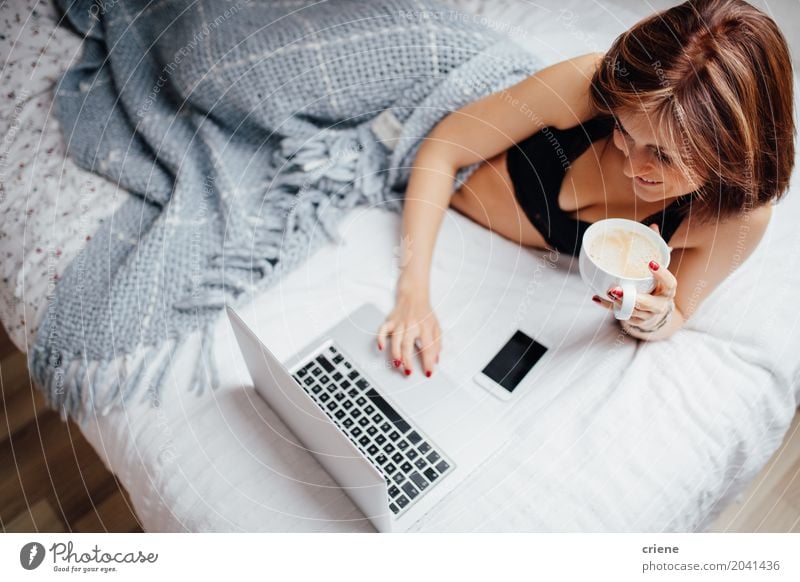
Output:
[
  {"xmin": 396, "ymin": 51, "xmax": 606, "ymax": 294},
  {"xmin": 382, "ymin": 52, "xmax": 608, "ymax": 375}
]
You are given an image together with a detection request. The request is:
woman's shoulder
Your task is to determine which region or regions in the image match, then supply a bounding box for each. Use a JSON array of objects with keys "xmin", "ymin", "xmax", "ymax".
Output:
[
  {"xmin": 665, "ymin": 202, "xmax": 772, "ymax": 320},
  {"xmin": 671, "ymin": 201, "xmax": 773, "ymax": 252},
  {"xmin": 431, "ymin": 52, "xmax": 607, "ymax": 171}
]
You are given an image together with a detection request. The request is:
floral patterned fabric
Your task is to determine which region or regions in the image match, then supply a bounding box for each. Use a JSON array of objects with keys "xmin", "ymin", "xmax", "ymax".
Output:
[{"xmin": 0, "ymin": 0, "xmax": 127, "ymax": 351}]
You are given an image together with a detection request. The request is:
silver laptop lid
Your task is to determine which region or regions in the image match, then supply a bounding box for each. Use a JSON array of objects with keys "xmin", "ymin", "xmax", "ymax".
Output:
[{"xmin": 226, "ymin": 305, "xmax": 393, "ymax": 533}]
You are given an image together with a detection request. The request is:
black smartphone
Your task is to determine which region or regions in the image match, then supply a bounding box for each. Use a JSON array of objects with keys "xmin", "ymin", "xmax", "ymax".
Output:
[{"xmin": 474, "ymin": 330, "xmax": 548, "ymax": 400}]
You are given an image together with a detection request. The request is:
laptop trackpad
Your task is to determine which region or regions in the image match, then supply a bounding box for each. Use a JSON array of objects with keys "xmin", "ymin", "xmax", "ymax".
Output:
[
  {"xmin": 329, "ymin": 302, "xmax": 512, "ymax": 462},
  {"xmin": 386, "ymin": 372, "xmax": 509, "ymax": 459}
]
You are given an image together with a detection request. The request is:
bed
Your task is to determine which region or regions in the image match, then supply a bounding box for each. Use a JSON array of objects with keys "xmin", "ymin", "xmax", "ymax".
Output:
[{"xmin": 2, "ymin": 0, "xmax": 799, "ymax": 532}]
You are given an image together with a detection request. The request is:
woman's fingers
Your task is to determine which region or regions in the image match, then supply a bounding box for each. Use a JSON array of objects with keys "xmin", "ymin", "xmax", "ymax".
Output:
[
  {"xmin": 377, "ymin": 319, "xmax": 394, "ymax": 351},
  {"xmin": 418, "ymin": 327, "xmax": 435, "ymax": 377},
  {"xmin": 390, "ymin": 323, "xmax": 405, "ymax": 369},
  {"xmin": 594, "ymin": 293, "xmax": 656, "ymax": 319},
  {"xmin": 379, "ymin": 301, "xmax": 442, "ymax": 378},
  {"xmin": 630, "ymin": 291, "xmax": 660, "ymax": 313},
  {"xmin": 400, "ymin": 324, "xmax": 418, "ymax": 375},
  {"xmin": 592, "ymin": 295, "xmax": 614, "ymax": 310},
  {"xmin": 602, "ymin": 288, "xmax": 672, "ymax": 321},
  {"xmin": 649, "ymin": 260, "xmax": 677, "ymax": 298},
  {"xmin": 433, "ymin": 321, "xmax": 443, "ymax": 364}
]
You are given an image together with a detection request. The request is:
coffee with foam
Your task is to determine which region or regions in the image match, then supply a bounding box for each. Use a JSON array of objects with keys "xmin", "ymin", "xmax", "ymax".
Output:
[{"xmin": 586, "ymin": 227, "xmax": 661, "ymax": 278}]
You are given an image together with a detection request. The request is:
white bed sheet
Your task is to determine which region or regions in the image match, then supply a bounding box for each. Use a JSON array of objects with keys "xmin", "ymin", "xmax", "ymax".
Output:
[
  {"xmin": 2, "ymin": 0, "xmax": 799, "ymax": 532},
  {"xmin": 76, "ymin": 189, "xmax": 800, "ymax": 532}
]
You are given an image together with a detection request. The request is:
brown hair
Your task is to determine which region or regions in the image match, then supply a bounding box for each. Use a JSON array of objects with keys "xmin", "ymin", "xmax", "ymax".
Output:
[{"xmin": 591, "ymin": 0, "xmax": 795, "ymax": 223}]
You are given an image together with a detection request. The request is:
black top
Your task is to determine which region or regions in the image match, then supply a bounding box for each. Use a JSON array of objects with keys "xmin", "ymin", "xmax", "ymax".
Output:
[{"xmin": 505, "ymin": 116, "xmax": 694, "ymax": 257}]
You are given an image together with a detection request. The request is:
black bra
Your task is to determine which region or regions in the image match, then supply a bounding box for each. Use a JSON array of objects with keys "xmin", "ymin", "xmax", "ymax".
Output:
[{"xmin": 505, "ymin": 116, "xmax": 694, "ymax": 257}]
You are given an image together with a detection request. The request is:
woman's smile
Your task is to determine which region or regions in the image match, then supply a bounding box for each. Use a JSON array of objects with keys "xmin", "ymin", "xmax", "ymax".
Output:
[{"xmin": 634, "ymin": 175, "xmax": 663, "ymax": 187}]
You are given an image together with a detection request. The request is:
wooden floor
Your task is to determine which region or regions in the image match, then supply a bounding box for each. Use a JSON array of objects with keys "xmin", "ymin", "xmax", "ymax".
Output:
[
  {"xmin": 708, "ymin": 410, "xmax": 800, "ymax": 532},
  {"xmin": 1, "ymin": 327, "xmax": 142, "ymax": 533},
  {"xmin": 1, "ymin": 325, "xmax": 798, "ymax": 532}
]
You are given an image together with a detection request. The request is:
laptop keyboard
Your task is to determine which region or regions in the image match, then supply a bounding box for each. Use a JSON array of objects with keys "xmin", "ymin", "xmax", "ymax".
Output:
[{"xmin": 291, "ymin": 342, "xmax": 454, "ymax": 517}]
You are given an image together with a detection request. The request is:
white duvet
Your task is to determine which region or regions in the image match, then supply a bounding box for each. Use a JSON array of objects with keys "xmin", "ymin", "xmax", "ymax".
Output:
[{"xmin": 2, "ymin": 0, "xmax": 799, "ymax": 532}]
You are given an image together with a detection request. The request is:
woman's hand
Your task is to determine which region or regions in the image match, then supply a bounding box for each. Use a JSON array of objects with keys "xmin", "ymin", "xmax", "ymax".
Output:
[
  {"xmin": 592, "ymin": 223, "xmax": 677, "ymax": 332},
  {"xmin": 377, "ymin": 291, "xmax": 442, "ymax": 378}
]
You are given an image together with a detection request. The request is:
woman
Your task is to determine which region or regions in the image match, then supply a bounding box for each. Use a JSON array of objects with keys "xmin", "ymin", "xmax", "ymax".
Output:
[{"xmin": 376, "ymin": 0, "xmax": 795, "ymax": 377}]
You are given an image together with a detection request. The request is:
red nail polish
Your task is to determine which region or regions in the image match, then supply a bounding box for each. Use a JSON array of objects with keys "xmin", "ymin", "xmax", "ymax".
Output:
[
  {"xmin": 609, "ymin": 288, "xmax": 623, "ymax": 299},
  {"xmin": 592, "ymin": 295, "xmax": 601, "ymax": 303},
  {"xmin": 405, "ymin": 368, "xmax": 412, "ymax": 376},
  {"xmin": 393, "ymin": 359, "xmax": 400, "ymax": 368},
  {"xmin": 649, "ymin": 260, "xmax": 659, "ymax": 271},
  {"xmin": 426, "ymin": 370, "xmax": 432, "ymax": 377}
]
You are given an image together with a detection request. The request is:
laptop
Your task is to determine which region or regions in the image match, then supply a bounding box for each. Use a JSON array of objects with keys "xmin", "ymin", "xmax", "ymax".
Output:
[{"xmin": 226, "ymin": 302, "xmax": 511, "ymax": 532}]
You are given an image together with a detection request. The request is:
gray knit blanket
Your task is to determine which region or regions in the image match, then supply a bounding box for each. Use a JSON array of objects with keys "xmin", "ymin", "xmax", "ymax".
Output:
[{"xmin": 31, "ymin": 0, "xmax": 543, "ymax": 424}]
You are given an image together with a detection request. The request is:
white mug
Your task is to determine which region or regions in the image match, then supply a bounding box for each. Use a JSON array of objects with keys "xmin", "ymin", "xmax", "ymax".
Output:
[{"xmin": 578, "ymin": 218, "xmax": 671, "ymax": 321}]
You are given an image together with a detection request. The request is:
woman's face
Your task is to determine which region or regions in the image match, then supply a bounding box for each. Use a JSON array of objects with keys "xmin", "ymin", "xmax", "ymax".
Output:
[{"xmin": 611, "ymin": 109, "xmax": 702, "ymax": 203}]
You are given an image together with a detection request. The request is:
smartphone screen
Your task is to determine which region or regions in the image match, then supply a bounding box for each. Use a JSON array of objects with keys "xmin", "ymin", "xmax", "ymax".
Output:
[{"xmin": 481, "ymin": 331, "xmax": 548, "ymax": 393}]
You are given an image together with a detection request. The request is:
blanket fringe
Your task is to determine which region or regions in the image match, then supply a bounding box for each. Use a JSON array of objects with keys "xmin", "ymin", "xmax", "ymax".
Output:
[
  {"xmin": 29, "ymin": 318, "xmax": 223, "ymax": 425},
  {"xmin": 190, "ymin": 321, "xmax": 219, "ymax": 397},
  {"xmin": 174, "ymin": 124, "xmax": 385, "ymax": 312}
]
